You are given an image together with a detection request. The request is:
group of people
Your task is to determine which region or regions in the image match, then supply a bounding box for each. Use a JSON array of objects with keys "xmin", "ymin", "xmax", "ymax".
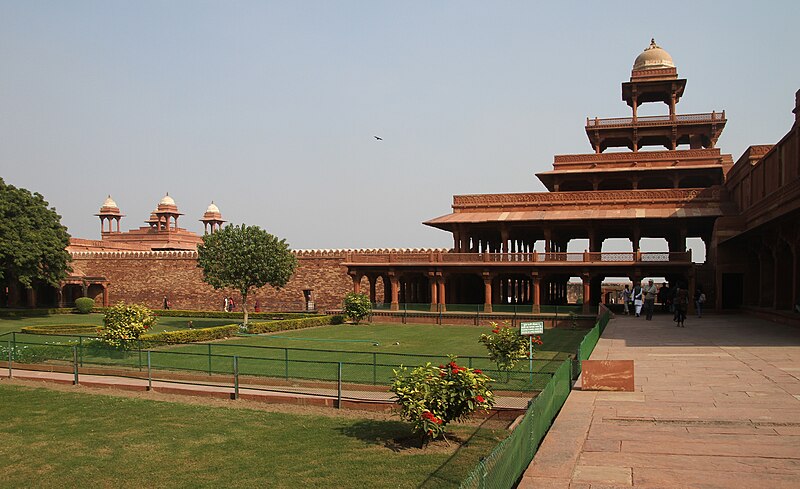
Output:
[
  {"xmin": 223, "ymin": 296, "xmax": 236, "ymax": 312},
  {"xmin": 621, "ymin": 281, "xmax": 705, "ymax": 328}
]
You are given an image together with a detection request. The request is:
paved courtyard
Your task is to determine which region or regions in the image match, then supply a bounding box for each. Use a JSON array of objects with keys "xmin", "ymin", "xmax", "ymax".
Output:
[{"xmin": 521, "ymin": 312, "xmax": 800, "ymax": 489}]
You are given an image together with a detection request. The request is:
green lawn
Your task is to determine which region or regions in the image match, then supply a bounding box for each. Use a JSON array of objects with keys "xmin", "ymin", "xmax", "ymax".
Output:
[
  {"xmin": 1, "ymin": 313, "xmax": 588, "ymax": 390},
  {"xmin": 0, "ymin": 383, "xmax": 505, "ymax": 488}
]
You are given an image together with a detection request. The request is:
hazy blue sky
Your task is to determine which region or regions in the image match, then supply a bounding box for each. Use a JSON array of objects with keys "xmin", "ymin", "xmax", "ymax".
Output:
[{"xmin": 2, "ymin": 1, "xmax": 798, "ymax": 251}]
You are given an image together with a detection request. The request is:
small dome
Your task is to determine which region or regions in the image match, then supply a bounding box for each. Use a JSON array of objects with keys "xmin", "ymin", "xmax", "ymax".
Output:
[
  {"xmin": 159, "ymin": 193, "xmax": 176, "ymax": 206},
  {"xmin": 101, "ymin": 195, "xmax": 118, "ymax": 209},
  {"xmin": 206, "ymin": 202, "xmax": 220, "ymax": 214},
  {"xmin": 633, "ymin": 39, "xmax": 675, "ymax": 71}
]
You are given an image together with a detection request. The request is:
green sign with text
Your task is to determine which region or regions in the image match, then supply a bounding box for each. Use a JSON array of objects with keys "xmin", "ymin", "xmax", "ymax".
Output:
[{"xmin": 520, "ymin": 321, "xmax": 544, "ymax": 335}]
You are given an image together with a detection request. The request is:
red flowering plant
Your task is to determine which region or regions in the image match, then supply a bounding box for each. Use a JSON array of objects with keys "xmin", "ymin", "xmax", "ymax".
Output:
[
  {"xmin": 390, "ymin": 355, "xmax": 494, "ymax": 445},
  {"xmin": 479, "ymin": 321, "xmax": 540, "ymax": 379}
]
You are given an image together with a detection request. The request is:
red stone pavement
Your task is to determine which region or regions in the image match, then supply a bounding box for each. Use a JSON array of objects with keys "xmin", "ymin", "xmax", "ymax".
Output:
[{"xmin": 520, "ymin": 312, "xmax": 800, "ymax": 489}]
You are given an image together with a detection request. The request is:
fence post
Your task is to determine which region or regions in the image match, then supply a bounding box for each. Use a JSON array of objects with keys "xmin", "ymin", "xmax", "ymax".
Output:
[
  {"xmin": 233, "ymin": 355, "xmax": 239, "ymax": 400},
  {"xmin": 73, "ymin": 346, "xmax": 79, "ymax": 385},
  {"xmin": 337, "ymin": 362, "xmax": 343, "ymax": 409},
  {"xmin": 7, "ymin": 340, "xmax": 11, "ymax": 378},
  {"xmin": 284, "ymin": 348, "xmax": 289, "ymax": 379},
  {"xmin": 207, "ymin": 344, "xmax": 212, "ymax": 376},
  {"xmin": 147, "ymin": 351, "xmax": 152, "ymax": 391},
  {"xmin": 372, "ymin": 352, "xmax": 377, "ymax": 385}
]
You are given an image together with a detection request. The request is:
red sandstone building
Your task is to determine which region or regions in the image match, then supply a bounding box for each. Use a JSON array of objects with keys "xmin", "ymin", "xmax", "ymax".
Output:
[{"xmin": 4, "ymin": 41, "xmax": 799, "ymax": 323}]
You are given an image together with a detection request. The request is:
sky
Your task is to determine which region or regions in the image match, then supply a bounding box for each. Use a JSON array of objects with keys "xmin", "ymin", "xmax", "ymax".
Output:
[{"xmin": 1, "ymin": 1, "xmax": 799, "ymax": 252}]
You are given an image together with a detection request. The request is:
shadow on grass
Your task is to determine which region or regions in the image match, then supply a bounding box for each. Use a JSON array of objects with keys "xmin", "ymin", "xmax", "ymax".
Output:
[{"xmin": 336, "ymin": 412, "xmax": 508, "ymax": 488}]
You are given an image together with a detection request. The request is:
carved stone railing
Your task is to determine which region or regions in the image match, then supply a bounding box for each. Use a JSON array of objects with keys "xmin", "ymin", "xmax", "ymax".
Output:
[
  {"xmin": 552, "ymin": 148, "xmax": 721, "ymax": 165},
  {"xmin": 451, "ymin": 187, "xmax": 721, "ymax": 209},
  {"xmin": 345, "ymin": 251, "xmax": 692, "ymax": 265},
  {"xmin": 586, "ymin": 111, "xmax": 726, "ymax": 129}
]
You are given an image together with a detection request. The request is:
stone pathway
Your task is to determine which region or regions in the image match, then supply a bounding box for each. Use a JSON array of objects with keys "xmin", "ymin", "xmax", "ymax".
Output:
[{"xmin": 520, "ymin": 312, "xmax": 800, "ymax": 489}]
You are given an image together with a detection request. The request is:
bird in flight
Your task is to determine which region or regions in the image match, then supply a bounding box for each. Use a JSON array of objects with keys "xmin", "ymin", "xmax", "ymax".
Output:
[{"xmin": 374, "ymin": 136, "xmax": 383, "ymax": 140}]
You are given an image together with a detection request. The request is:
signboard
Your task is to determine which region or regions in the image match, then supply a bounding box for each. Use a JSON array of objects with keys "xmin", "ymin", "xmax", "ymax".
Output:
[{"xmin": 520, "ymin": 321, "xmax": 544, "ymax": 335}]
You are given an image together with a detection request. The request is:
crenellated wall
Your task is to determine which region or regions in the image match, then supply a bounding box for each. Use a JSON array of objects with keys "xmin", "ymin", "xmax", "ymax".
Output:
[{"xmin": 69, "ymin": 248, "xmax": 446, "ymax": 312}]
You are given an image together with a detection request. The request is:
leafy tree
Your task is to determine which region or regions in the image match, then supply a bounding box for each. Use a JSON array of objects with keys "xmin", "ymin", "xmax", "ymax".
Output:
[
  {"xmin": 479, "ymin": 321, "xmax": 541, "ymax": 376},
  {"xmin": 0, "ymin": 178, "xmax": 71, "ymax": 295},
  {"xmin": 196, "ymin": 224, "xmax": 297, "ymax": 325},
  {"xmin": 391, "ymin": 356, "xmax": 494, "ymax": 445},
  {"xmin": 101, "ymin": 302, "xmax": 157, "ymax": 348},
  {"xmin": 342, "ymin": 292, "xmax": 371, "ymax": 324}
]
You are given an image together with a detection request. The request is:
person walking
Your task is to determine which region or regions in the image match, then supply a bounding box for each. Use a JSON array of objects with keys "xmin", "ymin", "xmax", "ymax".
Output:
[
  {"xmin": 621, "ymin": 285, "xmax": 631, "ymax": 315},
  {"xmin": 643, "ymin": 279, "xmax": 658, "ymax": 320},
  {"xmin": 223, "ymin": 297, "xmax": 229, "ymax": 312},
  {"xmin": 633, "ymin": 283, "xmax": 643, "ymax": 317},
  {"xmin": 695, "ymin": 287, "xmax": 706, "ymax": 318},
  {"xmin": 163, "ymin": 296, "xmax": 170, "ymax": 310},
  {"xmin": 674, "ymin": 285, "xmax": 689, "ymax": 327}
]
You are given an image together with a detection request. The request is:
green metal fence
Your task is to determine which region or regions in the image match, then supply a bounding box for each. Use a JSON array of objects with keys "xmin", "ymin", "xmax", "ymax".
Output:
[
  {"xmin": 459, "ymin": 306, "xmax": 611, "ymax": 488},
  {"xmin": 0, "ymin": 332, "xmax": 563, "ymax": 394}
]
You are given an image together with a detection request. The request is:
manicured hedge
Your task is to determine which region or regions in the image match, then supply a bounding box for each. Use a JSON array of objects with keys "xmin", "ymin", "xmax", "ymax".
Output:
[
  {"xmin": 139, "ymin": 324, "xmax": 240, "ymax": 345},
  {"xmin": 0, "ymin": 308, "xmax": 74, "ymax": 318},
  {"xmin": 246, "ymin": 315, "xmax": 333, "ymax": 334},
  {"xmin": 150, "ymin": 309, "xmax": 321, "ymax": 320},
  {"xmin": 74, "ymin": 298, "xmax": 95, "ymax": 314},
  {"xmin": 20, "ymin": 324, "xmax": 100, "ymax": 335}
]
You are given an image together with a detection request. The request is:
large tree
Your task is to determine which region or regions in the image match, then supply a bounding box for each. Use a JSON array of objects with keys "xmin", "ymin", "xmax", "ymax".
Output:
[
  {"xmin": 196, "ymin": 224, "xmax": 297, "ymax": 325},
  {"xmin": 0, "ymin": 178, "xmax": 71, "ymax": 297}
]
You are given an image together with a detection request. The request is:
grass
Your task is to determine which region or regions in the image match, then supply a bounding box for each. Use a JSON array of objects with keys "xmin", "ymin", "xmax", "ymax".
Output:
[
  {"xmin": 2, "ymin": 322, "xmax": 586, "ymax": 390},
  {"xmin": 0, "ymin": 383, "xmax": 506, "ymax": 488}
]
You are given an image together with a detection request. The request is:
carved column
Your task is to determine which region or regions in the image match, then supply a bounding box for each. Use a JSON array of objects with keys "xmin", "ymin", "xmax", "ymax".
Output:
[
  {"xmin": 531, "ymin": 273, "xmax": 541, "ymax": 312},
  {"xmin": 429, "ymin": 272, "xmax": 438, "ymax": 312},
  {"xmin": 437, "ymin": 275, "xmax": 446, "ymax": 312},
  {"xmin": 350, "ymin": 272, "xmax": 362, "ymax": 294},
  {"xmin": 389, "ymin": 274, "xmax": 400, "ymax": 311},
  {"xmin": 582, "ymin": 273, "xmax": 591, "ymax": 313},
  {"xmin": 368, "ymin": 275, "xmax": 377, "ymax": 304},
  {"xmin": 482, "ymin": 272, "xmax": 492, "ymax": 313}
]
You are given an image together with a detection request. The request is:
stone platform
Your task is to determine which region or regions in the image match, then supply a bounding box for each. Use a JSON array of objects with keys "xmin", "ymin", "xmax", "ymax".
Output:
[{"xmin": 520, "ymin": 312, "xmax": 800, "ymax": 489}]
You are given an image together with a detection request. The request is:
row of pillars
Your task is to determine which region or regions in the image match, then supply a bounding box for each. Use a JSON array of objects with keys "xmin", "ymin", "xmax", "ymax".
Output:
[
  {"xmin": 350, "ymin": 272, "xmax": 612, "ymax": 313},
  {"xmin": 452, "ymin": 226, "xmax": 696, "ymax": 256}
]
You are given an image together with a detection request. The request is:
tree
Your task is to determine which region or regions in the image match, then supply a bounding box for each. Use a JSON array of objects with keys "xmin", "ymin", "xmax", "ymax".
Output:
[
  {"xmin": 0, "ymin": 178, "xmax": 71, "ymax": 296},
  {"xmin": 342, "ymin": 292, "xmax": 371, "ymax": 324},
  {"xmin": 196, "ymin": 224, "xmax": 297, "ymax": 325}
]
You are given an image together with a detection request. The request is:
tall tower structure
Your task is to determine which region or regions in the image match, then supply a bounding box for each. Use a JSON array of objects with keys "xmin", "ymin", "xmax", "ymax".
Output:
[
  {"xmin": 200, "ymin": 202, "xmax": 226, "ymax": 234},
  {"xmin": 587, "ymin": 39, "xmax": 726, "ymax": 154},
  {"xmin": 147, "ymin": 193, "xmax": 183, "ymax": 232},
  {"xmin": 95, "ymin": 196, "xmax": 124, "ymax": 234}
]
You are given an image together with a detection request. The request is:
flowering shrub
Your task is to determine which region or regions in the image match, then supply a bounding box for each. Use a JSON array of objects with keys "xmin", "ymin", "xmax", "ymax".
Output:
[
  {"xmin": 101, "ymin": 302, "xmax": 157, "ymax": 349},
  {"xmin": 342, "ymin": 292, "xmax": 371, "ymax": 324},
  {"xmin": 390, "ymin": 356, "xmax": 494, "ymax": 443},
  {"xmin": 479, "ymin": 321, "xmax": 541, "ymax": 373}
]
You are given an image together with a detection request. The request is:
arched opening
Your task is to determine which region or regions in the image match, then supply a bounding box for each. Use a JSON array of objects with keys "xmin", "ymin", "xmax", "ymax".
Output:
[
  {"xmin": 775, "ymin": 241, "xmax": 793, "ymax": 310},
  {"xmin": 494, "ymin": 273, "xmax": 533, "ymax": 309},
  {"xmin": 398, "ymin": 273, "xmax": 431, "ymax": 307},
  {"xmin": 686, "ymin": 238, "xmax": 706, "ymax": 264},
  {"xmin": 62, "ymin": 284, "xmax": 84, "ymax": 307},
  {"xmin": 87, "ymin": 284, "xmax": 105, "ymax": 304}
]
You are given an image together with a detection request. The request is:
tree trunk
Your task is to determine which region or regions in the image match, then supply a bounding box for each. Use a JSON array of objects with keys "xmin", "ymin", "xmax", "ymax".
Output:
[{"xmin": 242, "ymin": 290, "xmax": 249, "ymax": 326}]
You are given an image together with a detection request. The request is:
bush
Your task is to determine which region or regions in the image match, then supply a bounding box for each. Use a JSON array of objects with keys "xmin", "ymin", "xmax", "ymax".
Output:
[
  {"xmin": 140, "ymin": 324, "xmax": 239, "ymax": 346},
  {"xmin": 246, "ymin": 315, "xmax": 333, "ymax": 334},
  {"xmin": 330, "ymin": 315, "xmax": 345, "ymax": 325},
  {"xmin": 479, "ymin": 321, "xmax": 539, "ymax": 374},
  {"xmin": 102, "ymin": 302, "xmax": 157, "ymax": 349},
  {"xmin": 343, "ymin": 293, "xmax": 371, "ymax": 324},
  {"xmin": 20, "ymin": 324, "xmax": 100, "ymax": 336},
  {"xmin": 150, "ymin": 309, "xmax": 319, "ymax": 320},
  {"xmin": 74, "ymin": 297, "xmax": 95, "ymax": 314},
  {"xmin": 391, "ymin": 356, "xmax": 494, "ymax": 444}
]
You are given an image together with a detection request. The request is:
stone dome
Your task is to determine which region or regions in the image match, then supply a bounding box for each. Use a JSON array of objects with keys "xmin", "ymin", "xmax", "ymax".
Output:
[
  {"xmin": 159, "ymin": 193, "xmax": 176, "ymax": 206},
  {"xmin": 205, "ymin": 202, "xmax": 220, "ymax": 214},
  {"xmin": 101, "ymin": 195, "xmax": 118, "ymax": 209},
  {"xmin": 633, "ymin": 39, "xmax": 675, "ymax": 71}
]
